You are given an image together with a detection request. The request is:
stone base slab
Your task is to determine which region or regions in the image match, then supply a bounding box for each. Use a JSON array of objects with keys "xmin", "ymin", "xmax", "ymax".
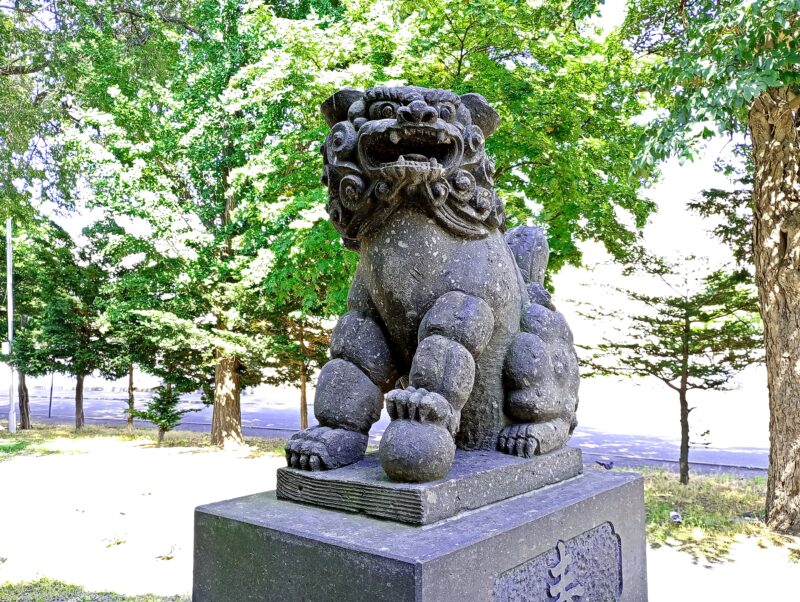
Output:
[
  {"xmin": 193, "ymin": 469, "xmax": 648, "ymax": 601},
  {"xmin": 276, "ymin": 446, "xmax": 583, "ymax": 525}
]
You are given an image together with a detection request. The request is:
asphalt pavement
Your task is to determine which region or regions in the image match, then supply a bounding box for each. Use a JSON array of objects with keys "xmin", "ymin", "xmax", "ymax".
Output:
[{"xmin": 0, "ymin": 382, "xmax": 769, "ymax": 477}]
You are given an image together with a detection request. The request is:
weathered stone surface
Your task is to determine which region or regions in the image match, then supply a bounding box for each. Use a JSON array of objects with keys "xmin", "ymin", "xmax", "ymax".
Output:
[
  {"xmin": 409, "ymin": 334, "xmax": 475, "ymax": 408},
  {"xmin": 379, "ymin": 420, "xmax": 456, "ymax": 482},
  {"xmin": 287, "ymin": 85, "xmax": 581, "ymax": 481},
  {"xmin": 525, "ymin": 282, "xmax": 555, "ymax": 310},
  {"xmin": 418, "ymin": 291, "xmax": 495, "ymax": 356},
  {"xmin": 330, "ymin": 310, "xmax": 399, "ymax": 391},
  {"xmin": 194, "ymin": 469, "xmax": 648, "ymax": 602},
  {"xmin": 277, "ymin": 447, "xmax": 582, "ymax": 525},
  {"xmin": 285, "ymin": 425, "xmax": 368, "ymax": 471},
  {"xmin": 492, "ymin": 522, "xmax": 622, "ymax": 601},
  {"xmin": 520, "ymin": 303, "xmax": 572, "ymax": 344},
  {"xmin": 497, "ymin": 418, "xmax": 572, "ymax": 457},
  {"xmin": 504, "ymin": 331, "xmax": 549, "ymax": 390},
  {"xmin": 505, "ymin": 225, "xmax": 549, "ymax": 285},
  {"xmin": 385, "ymin": 387, "xmax": 457, "ymax": 429},
  {"xmin": 313, "ymin": 358, "xmax": 383, "ymax": 432},
  {"xmin": 505, "ymin": 388, "xmax": 563, "ymax": 423}
]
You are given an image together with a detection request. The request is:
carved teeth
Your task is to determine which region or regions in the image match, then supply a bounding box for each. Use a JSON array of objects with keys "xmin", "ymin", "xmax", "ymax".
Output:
[
  {"xmin": 430, "ymin": 158, "xmax": 438, "ymax": 167},
  {"xmin": 390, "ymin": 131, "xmax": 400, "ymax": 144},
  {"xmin": 398, "ymin": 155, "xmax": 405, "ymax": 163},
  {"xmin": 437, "ymin": 131, "xmax": 446, "ymax": 142}
]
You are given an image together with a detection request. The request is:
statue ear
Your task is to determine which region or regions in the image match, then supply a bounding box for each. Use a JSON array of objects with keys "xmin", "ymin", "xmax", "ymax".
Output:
[
  {"xmin": 321, "ymin": 88, "xmax": 365, "ymax": 127},
  {"xmin": 460, "ymin": 93, "xmax": 499, "ymax": 137}
]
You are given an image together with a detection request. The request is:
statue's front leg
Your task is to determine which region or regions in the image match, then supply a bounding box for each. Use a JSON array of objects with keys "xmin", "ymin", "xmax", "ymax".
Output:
[
  {"xmin": 380, "ymin": 291, "xmax": 494, "ymax": 482},
  {"xmin": 286, "ymin": 311, "xmax": 398, "ymax": 471}
]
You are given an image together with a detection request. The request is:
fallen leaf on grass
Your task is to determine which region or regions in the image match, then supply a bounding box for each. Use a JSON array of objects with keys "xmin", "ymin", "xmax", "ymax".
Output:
[{"xmin": 105, "ymin": 538, "xmax": 126, "ymax": 548}]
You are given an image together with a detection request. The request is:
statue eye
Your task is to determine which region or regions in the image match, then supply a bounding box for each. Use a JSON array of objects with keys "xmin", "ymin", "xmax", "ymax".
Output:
[
  {"xmin": 369, "ymin": 101, "xmax": 398, "ymax": 120},
  {"xmin": 437, "ymin": 103, "xmax": 456, "ymax": 122}
]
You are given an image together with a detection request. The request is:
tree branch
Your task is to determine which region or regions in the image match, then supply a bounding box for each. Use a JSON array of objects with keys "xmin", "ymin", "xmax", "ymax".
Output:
[
  {"xmin": 0, "ymin": 64, "xmax": 44, "ymax": 76},
  {"xmin": 112, "ymin": 6, "xmax": 200, "ymax": 37}
]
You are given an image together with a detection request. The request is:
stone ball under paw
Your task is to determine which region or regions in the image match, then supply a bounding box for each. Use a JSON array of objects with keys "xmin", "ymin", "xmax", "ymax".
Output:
[{"xmin": 379, "ymin": 419, "xmax": 455, "ymax": 482}]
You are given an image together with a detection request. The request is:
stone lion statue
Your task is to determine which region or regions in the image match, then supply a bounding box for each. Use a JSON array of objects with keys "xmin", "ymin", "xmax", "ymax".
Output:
[{"xmin": 285, "ymin": 86, "xmax": 580, "ymax": 482}]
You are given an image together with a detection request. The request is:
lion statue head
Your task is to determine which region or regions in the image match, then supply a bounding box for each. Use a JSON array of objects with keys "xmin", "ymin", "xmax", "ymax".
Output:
[{"xmin": 320, "ymin": 86, "xmax": 505, "ymax": 250}]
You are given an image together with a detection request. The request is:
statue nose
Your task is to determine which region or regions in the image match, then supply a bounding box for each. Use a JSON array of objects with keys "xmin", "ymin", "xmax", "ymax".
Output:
[{"xmin": 397, "ymin": 100, "xmax": 438, "ymax": 125}]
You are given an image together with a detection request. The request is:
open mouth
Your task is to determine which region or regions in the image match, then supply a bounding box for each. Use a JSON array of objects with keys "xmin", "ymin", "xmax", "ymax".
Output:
[{"xmin": 360, "ymin": 126, "xmax": 460, "ymax": 172}]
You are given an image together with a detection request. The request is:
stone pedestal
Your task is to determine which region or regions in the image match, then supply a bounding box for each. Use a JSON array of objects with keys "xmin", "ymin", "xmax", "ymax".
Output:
[
  {"xmin": 276, "ymin": 447, "xmax": 583, "ymax": 525},
  {"xmin": 193, "ymin": 468, "xmax": 648, "ymax": 601}
]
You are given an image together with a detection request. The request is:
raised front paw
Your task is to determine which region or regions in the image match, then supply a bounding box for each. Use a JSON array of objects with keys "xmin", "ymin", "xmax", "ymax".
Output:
[
  {"xmin": 385, "ymin": 387, "xmax": 459, "ymax": 435},
  {"xmin": 497, "ymin": 419, "xmax": 570, "ymax": 458},
  {"xmin": 285, "ymin": 426, "xmax": 368, "ymax": 471}
]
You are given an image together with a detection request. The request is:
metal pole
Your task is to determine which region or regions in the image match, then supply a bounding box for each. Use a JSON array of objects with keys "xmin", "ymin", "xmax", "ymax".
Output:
[
  {"xmin": 48, "ymin": 372, "xmax": 54, "ymax": 418},
  {"xmin": 6, "ymin": 217, "xmax": 15, "ymax": 433}
]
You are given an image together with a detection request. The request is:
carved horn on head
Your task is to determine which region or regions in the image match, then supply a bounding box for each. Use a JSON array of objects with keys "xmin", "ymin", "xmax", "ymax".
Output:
[
  {"xmin": 321, "ymin": 88, "xmax": 365, "ymax": 127},
  {"xmin": 460, "ymin": 93, "xmax": 500, "ymax": 137}
]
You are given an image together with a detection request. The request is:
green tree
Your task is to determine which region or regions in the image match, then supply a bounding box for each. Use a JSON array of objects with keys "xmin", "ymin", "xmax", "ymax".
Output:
[
  {"xmin": 262, "ymin": 316, "xmax": 329, "ymax": 430},
  {"xmin": 11, "ymin": 0, "xmax": 659, "ymax": 445},
  {"xmin": 230, "ymin": 0, "xmax": 657, "ymax": 273},
  {"xmin": 253, "ymin": 208, "xmax": 355, "ymax": 428},
  {"xmin": 46, "ymin": 0, "xmax": 275, "ymax": 446},
  {"xmin": 687, "ymin": 144, "xmax": 755, "ymax": 271},
  {"xmin": 8, "ymin": 223, "xmax": 128, "ymax": 429},
  {"xmin": 623, "ymin": 0, "xmax": 800, "ymax": 531},
  {"xmin": 1, "ymin": 219, "xmax": 94, "ymax": 429},
  {"xmin": 221, "ymin": 0, "xmax": 660, "ymax": 426},
  {"xmin": 0, "ymin": 220, "xmax": 63, "ymax": 428},
  {"xmin": 1, "ymin": 0, "xmax": 208, "ymax": 429},
  {"xmin": 1, "ymin": 4, "xmax": 64, "ymax": 223},
  {"xmin": 81, "ymin": 219, "xmax": 197, "ymax": 432},
  {"xmin": 583, "ymin": 262, "xmax": 763, "ymax": 484},
  {"xmin": 133, "ymin": 383, "xmax": 198, "ymax": 446}
]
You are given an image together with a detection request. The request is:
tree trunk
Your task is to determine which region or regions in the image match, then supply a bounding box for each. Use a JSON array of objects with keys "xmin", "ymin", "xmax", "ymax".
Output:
[
  {"xmin": 679, "ymin": 389, "xmax": 690, "ymax": 485},
  {"xmin": 750, "ymin": 87, "xmax": 800, "ymax": 534},
  {"xmin": 17, "ymin": 371, "xmax": 31, "ymax": 429},
  {"xmin": 127, "ymin": 364, "xmax": 135, "ymax": 435},
  {"xmin": 679, "ymin": 315, "xmax": 691, "ymax": 485},
  {"xmin": 157, "ymin": 427, "xmax": 165, "ymax": 447},
  {"xmin": 211, "ymin": 354, "xmax": 243, "ymax": 447},
  {"xmin": 299, "ymin": 360, "xmax": 308, "ymax": 430},
  {"xmin": 75, "ymin": 372, "xmax": 85, "ymax": 430}
]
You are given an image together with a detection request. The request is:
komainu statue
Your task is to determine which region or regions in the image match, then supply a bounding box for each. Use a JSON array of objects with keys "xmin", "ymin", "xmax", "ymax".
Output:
[{"xmin": 285, "ymin": 86, "xmax": 580, "ymax": 482}]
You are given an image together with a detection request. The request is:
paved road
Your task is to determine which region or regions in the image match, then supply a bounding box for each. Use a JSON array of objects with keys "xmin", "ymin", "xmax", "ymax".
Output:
[{"xmin": 1, "ymin": 387, "xmax": 768, "ymax": 477}]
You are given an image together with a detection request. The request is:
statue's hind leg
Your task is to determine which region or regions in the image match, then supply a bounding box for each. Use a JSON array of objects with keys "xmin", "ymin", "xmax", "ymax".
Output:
[
  {"xmin": 498, "ymin": 303, "xmax": 579, "ymax": 457},
  {"xmin": 286, "ymin": 310, "xmax": 398, "ymax": 470}
]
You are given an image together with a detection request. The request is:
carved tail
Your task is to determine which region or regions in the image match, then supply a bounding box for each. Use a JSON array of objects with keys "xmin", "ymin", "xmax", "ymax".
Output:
[{"xmin": 504, "ymin": 225, "xmax": 554, "ymax": 309}]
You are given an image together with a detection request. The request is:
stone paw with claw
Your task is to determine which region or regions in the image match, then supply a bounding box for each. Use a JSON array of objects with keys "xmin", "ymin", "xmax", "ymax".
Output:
[
  {"xmin": 497, "ymin": 419, "xmax": 570, "ymax": 458},
  {"xmin": 285, "ymin": 425, "xmax": 368, "ymax": 471},
  {"xmin": 385, "ymin": 386, "xmax": 459, "ymax": 435}
]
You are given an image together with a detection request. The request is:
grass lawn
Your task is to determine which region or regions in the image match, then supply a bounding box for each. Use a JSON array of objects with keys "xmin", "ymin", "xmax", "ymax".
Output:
[
  {"xmin": 0, "ymin": 423, "xmax": 285, "ymax": 461},
  {"xmin": 637, "ymin": 469, "xmax": 798, "ymax": 562},
  {"xmin": 0, "ymin": 578, "xmax": 189, "ymax": 601},
  {"xmin": 1, "ymin": 423, "xmax": 798, "ymax": 600}
]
